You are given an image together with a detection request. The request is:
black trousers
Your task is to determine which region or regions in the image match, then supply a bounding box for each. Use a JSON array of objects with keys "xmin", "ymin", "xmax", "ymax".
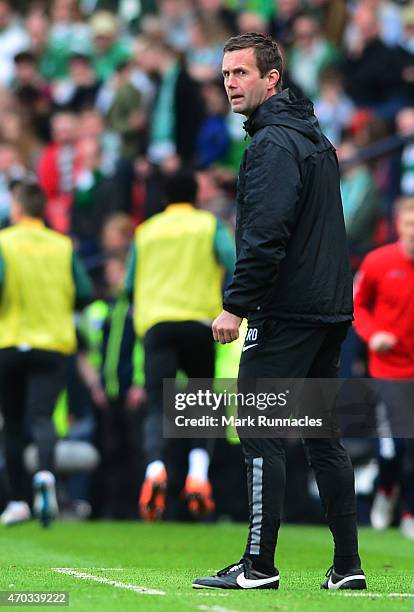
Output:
[
  {"xmin": 0, "ymin": 348, "xmax": 67, "ymax": 500},
  {"xmin": 143, "ymin": 321, "xmax": 215, "ymax": 465},
  {"xmin": 238, "ymin": 319, "xmax": 359, "ymax": 571},
  {"xmin": 92, "ymin": 397, "xmax": 145, "ymax": 519},
  {"xmin": 373, "ymin": 382, "xmax": 414, "ymax": 515}
]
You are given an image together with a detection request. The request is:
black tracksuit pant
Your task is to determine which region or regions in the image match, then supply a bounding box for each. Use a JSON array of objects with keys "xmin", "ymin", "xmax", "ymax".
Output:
[
  {"xmin": 238, "ymin": 319, "xmax": 360, "ymax": 574},
  {"xmin": 143, "ymin": 321, "xmax": 215, "ymax": 465},
  {"xmin": 0, "ymin": 348, "xmax": 67, "ymax": 500}
]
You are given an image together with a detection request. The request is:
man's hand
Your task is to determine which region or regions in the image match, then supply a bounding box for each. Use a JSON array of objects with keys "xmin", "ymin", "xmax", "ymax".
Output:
[
  {"xmin": 91, "ymin": 385, "xmax": 109, "ymax": 411},
  {"xmin": 369, "ymin": 331, "xmax": 397, "ymax": 353},
  {"xmin": 212, "ymin": 310, "xmax": 242, "ymax": 344},
  {"xmin": 126, "ymin": 385, "xmax": 147, "ymax": 411}
]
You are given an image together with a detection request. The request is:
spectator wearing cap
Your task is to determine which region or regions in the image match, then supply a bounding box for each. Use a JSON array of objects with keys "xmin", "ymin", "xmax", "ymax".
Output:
[{"xmin": 90, "ymin": 11, "xmax": 131, "ymax": 81}]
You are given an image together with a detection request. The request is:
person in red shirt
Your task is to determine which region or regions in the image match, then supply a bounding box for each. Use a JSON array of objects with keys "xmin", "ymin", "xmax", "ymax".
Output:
[
  {"xmin": 354, "ymin": 197, "xmax": 414, "ymax": 538},
  {"xmin": 37, "ymin": 112, "xmax": 80, "ymax": 234}
]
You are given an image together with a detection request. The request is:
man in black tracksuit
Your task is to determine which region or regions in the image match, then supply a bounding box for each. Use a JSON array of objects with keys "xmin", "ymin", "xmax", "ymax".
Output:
[{"xmin": 193, "ymin": 33, "xmax": 366, "ymax": 591}]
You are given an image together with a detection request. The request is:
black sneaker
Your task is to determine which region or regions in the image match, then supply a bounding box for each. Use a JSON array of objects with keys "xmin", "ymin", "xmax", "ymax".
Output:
[
  {"xmin": 192, "ymin": 558, "xmax": 279, "ymax": 590},
  {"xmin": 321, "ymin": 566, "xmax": 367, "ymax": 590}
]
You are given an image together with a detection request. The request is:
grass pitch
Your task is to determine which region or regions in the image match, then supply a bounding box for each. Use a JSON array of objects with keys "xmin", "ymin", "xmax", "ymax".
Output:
[{"xmin": 0, "ymin": 522, "xmax": 412, "ymax": 611}]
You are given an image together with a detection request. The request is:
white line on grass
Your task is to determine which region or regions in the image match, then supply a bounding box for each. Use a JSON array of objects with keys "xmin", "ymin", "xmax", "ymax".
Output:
[
  {"xmin": 197, "ymin": 605, "xmax": 241, "ymax": 612},
  {"xmin": 196, "ymin": 593, "xmax": 229, "ymax": 597},
  {"xmin": 333, "ymin": 592, "xmax": 412, "ymax": 598},
  {"xmin": 53, "ymin": 567, "xmax": 126, "ymax": 571},
  {"xmin": 51, "ymin": 568, "xmax": 165, "ymax": 596}
]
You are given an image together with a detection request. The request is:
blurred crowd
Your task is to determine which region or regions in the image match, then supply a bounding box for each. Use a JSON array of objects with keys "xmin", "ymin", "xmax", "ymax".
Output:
[
  {"xmin": 2, "ymin": 0, "xmax": 414, "ymax": 258},
  {"xmin": 0, "ymin": 0, "xmax": 414, "ymax": 528}
]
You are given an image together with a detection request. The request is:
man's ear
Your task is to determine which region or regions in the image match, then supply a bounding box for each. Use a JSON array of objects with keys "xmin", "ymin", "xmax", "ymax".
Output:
[
  {"xmin": 267, "ymin": 69, "xmax": 280, "ymax": 91},
  {"xmin": 10, "ymin": 200, "xmax": 23, "ymax": 223}
]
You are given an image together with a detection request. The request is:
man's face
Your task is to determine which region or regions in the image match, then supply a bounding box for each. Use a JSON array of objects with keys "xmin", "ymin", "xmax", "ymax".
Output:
[
  {"xmin": 222, "ymin": 48, "xmax": 278, "ymax": 117},
  {"xmin": 70, "ymin": 59, "xmax": 94, "ymax": 85},
  {"xmin": 0, "ymin": 1, "xmax": 10, "ymax": 30},
  {"xmin": 397, "ymin": 209, "xmax": 414, "ymax": 258},
  {"xmin": 15, "ymin": 61, "xmax": 36, "ymax": 84},
  {"xmin": 293, "ymin": 16, "xmax": 318, "ymax": 50},
  {"xmin": 94, "ymin": 34, "xmax": 114, "ymax": 54},
  {"xmin": 52, "ymin": 115, "xmax": 77, "ymax": 144},
  {"xmin": 105, "ymin": 258, "xmax": 125, "ymax": 291},
  {"xmin": 10, "ymin": 198, "xmax": 23, "ymax": 224}
]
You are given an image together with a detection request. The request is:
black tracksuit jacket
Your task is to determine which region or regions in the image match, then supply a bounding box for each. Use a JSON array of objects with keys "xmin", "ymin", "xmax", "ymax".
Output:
[{"xmin": 223, "ymin": 89, "xmax": 353, "ymax": 325}]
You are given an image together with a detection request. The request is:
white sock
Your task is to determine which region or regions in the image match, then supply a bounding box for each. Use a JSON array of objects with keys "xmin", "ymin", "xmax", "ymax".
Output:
[
  {"xmin": 34, "ymin": 470, "xmax": 55, "ymax": 484},
  {"xmin": 145, "ymin": 460, "xmax": 165, "ymax": 479},
  {"xmin": 188, "ymin": 448, "xmax": 209, "ymax": 481}
]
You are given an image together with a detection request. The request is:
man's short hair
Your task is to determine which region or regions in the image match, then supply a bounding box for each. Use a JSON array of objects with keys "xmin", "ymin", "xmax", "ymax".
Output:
[
  {"xmin": 223, "ymin": 32, "xmax": 283, "ymax": 89},
  {"xmin": 14, "ymin": 50, "xmax": 36, "ymax": 65},
  {"xmin": 395, "ymin": 197, "xmax": 414, "ymax": 215},
  {"xmin": 164, "ymin": 169, "xmax": 198, "ymax": 205},
  {"xmin": 14, "ymin": 182, "xmax": 46, "ymax": 219},
  {"xmin": 69, "ymin": 53, "xmax": 92, "ymax": 66}
]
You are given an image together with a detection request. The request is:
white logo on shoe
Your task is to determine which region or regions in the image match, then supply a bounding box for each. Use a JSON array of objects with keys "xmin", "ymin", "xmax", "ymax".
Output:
[
  {"xmin": 236, "ymin": 573, "xmax": 279, "ymax": 589},
  {"xmin": 327, "ymin": 574, "xmax": 365, "ymax": 589}
]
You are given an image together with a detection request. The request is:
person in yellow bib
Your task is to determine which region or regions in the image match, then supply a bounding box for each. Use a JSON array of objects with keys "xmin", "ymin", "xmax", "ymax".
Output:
[
  {"xmin": 125, "ymin": 168, "xmax": 236, "ymax": 521},
  {"xmin": 0, "ymin": 182, "xmax": 93, "ymax": 527}
]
